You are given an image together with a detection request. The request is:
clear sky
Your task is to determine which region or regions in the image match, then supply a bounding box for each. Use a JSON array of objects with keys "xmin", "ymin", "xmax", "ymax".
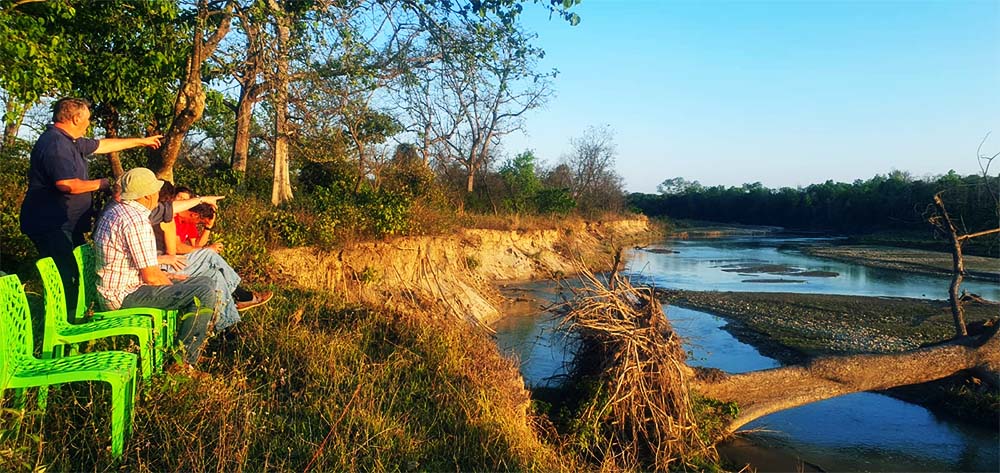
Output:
[{"xmin": 505, "ymin": 0, "xmax": 1000, "ymax": 193}]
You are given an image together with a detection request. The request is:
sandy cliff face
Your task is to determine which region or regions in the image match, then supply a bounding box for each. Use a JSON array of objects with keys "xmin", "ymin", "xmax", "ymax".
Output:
[{"xmin": 272, "ymin": 218, "xmax": 653, "ymax": 325}]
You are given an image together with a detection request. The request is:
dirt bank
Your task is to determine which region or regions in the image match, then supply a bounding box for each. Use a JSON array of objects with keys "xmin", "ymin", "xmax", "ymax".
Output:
[
  {"xmin": 803, "ymin": 244, "xmax": 1000, "ymax": 281},
  {"xmin": 272, "ymin": 218, "xmax": 653, "ymax": 325}
]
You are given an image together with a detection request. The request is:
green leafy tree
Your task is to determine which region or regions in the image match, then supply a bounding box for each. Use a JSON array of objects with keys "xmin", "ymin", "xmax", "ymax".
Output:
[
  {"xmin": 60, "ymin": 0, "xmax": 188, "ymax": 177},
  {"xmin": 0, "ymin": 0, "xmax": 75, "ymax": 148},
  {"xmin": 499, "ymin": 150, "xmax": 540, "ymax": 213}
]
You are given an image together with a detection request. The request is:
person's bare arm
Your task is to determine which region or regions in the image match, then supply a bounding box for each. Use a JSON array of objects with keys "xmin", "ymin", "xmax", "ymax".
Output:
[
  {"xmin": 139, "ymin": 266, "xmax": 172, "ymax": 286},
  {"xmin": 176, "ymin": 239, "xmax": 199, "ymax": 254},
  {"xmin": 54, "ymin": 177, "xmax": 109, "ymax": 194},
  {"xmin": 94, "ymin": 135, "xmax": 163, "ymax": 154},
  {"xmin": 160, "ymin": 221, "xmax": 178, "ymax": 255},
  {"xmin": 170, "ymin": 195, "xmax": 225, "ymax": 214}
]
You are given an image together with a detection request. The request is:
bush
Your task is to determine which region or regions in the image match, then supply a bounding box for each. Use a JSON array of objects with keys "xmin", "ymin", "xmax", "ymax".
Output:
[
  {"xmin": 309, "ymin": 184, "xmax": 411, "ymax": 242},
  {"xmin": 0, "ymin": 143, "xmax": 37, "ymax": 276},
  {"xmin": 536, "ymin": 188, "xmax": 576, "ymax": 215}
]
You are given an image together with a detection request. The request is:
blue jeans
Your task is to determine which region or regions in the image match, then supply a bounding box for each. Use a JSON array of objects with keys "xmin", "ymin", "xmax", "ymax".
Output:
[
  {"xmin": 120, "ymin": 276, "xmax": 219, "ymax": 365},
  {"xmin": 164, "ymin": 249, "xmax": 242, "ymax": 331}
]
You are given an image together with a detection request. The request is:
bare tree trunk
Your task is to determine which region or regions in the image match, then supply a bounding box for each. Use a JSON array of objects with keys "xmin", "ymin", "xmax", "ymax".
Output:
[
  {"xmin": 231, "ymin": 7, "xmax": 264, "ymax": 174},
  {"xmin": 151, "ymin": 0, "xmax": 232, "ymax": 181},
  {"xmin": 269, "ymin": 3, "xmax": 293, "ymax": 206},
  {"xmin": 421, "ymin": 123, "xmax": 432, "ymax": 165},
  {"xmin": 933, "ymin": 192, "xmax": 968, "ymax": 336},
  {"xmin": 2, "ymin": 98, "xmax": 29, "ymax": 150},
  {"xmin": 353, "ymin": 141, "xmax": 366, "ymax": 195},
  {"xmin": 693, "ymin": 326, "xmax": 1000, "ymax": 433},
  {"xmin": 231, "ymin": 86, "xmax": 255, "ymax": 172},
  {"xmin": 99, "ymin": 106, "xmax": 125, "ymax": 179},
  {"xmin": 466, "ymin": 165, "xmax": 475, "ymax": 193}
]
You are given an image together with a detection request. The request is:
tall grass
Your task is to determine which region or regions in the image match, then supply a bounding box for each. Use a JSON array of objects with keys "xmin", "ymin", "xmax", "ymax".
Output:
[{"xmin": 1, "ymin": 286, "xmax": 571, "ymax": 472}]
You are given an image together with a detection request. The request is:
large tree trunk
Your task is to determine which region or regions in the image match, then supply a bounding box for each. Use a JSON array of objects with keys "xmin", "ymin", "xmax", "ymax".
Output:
[
  {"xmin": 231, "ymin": 84, "xmax": 255, "ymax": 172},
  {"xmin": 230, "ymin": 13, "xmax": 263, "ymax": 174},
  {"xmin": 151, "ymin": 0, "xmax": 232, "ymax": 181},
  {"xmin": 269, "ymin": 3, "xmax": 293, "ymax": 206},
  {"xmin": 693, "ymin": 326, "xmax": 1000, "ymax": 433}
]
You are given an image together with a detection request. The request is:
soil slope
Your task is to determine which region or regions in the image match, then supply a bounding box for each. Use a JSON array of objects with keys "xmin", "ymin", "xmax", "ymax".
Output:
[{"xmin": 272, "ymin": 218, "xmax": 652, "ymax": 325}]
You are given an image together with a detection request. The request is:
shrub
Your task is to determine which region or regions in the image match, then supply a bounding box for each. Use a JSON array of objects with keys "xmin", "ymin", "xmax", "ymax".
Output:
[
  {"xmin": 536, "ymin": 188, "xmax": 576, "ymax": 215},
  {"xmin": 0, "ymin": 143, "xmax": 37, "ymax": 276}
]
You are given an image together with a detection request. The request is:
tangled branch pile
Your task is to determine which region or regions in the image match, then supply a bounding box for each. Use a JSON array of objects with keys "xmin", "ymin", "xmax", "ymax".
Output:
[{"xmin": 562, "ymin": 267, "xmax": 716, "ymax": 471}]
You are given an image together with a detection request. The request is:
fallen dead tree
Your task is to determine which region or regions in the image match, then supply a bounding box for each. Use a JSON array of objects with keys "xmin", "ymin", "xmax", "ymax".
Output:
[
  {"xmin": 560, "ymin": 261, "xmax": 1000, "ymax": 469},
  {"xmin": 692, "ymin": 322, "xmax": 999, "ymax": 432}
]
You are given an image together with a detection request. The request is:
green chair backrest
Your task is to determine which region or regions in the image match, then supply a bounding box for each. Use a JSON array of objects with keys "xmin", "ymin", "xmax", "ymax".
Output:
[
  {"xmin": 36, "ymin": 257, "xmax": 71, "ymax": 343},
  {"xmin": 0, "ymin": 274, "xmax": 33, "ymax": 385},
  {"xmin": 74, "ymin": 244, "xmax": 99, "ymax": 323}
]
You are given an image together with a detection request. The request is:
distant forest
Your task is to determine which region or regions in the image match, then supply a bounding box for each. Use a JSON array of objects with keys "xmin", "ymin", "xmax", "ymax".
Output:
[{"xmin": 629, "ymin": 170, "xmax": 999, "ymax": 252}]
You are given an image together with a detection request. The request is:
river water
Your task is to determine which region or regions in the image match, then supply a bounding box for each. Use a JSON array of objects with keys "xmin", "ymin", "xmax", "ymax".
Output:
[{"xmin": 492, "ymin": 236, "xmax": 999, "ymax": 472}]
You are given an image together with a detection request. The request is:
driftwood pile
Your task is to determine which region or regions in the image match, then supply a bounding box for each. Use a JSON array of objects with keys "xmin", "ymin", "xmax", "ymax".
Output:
[{"xmin": 561, "ymin": 267, "xmax": 715, "ymax": 471}]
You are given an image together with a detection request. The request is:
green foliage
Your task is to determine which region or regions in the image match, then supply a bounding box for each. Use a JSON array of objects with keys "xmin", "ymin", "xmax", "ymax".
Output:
[
  {"xmin": 499, "ymin": 150, "xmax": 542, "ymax": 213},
  {"xmin": 355, "ymin": 266, "xmax": 380, "ymax": 285},
  {"xmin": 0, "ymin": 144, "xmax": 35, "ymax": 277},
  {"xmin": 0, "ymin": 0, "xmax": 75, "ymax": 106},
  {"xmin": 308, "ymin": 179, "xmax": 412, "ymax": 242},
  {"xmin": 270, "ymin": 211, "xmax": 309, "ymax": 247},
  {"xmin": 535, "ymin": 188, "xmax": 576, "ymax": 215},
  {"xmin": 465, "ymin": 255, "xmax": 480, "ymax": 270},
  {"xmin": 690, "ymin": 394, "xmax": 738, "ymax": 444},
  {"xmin": 382, "ymin": 148, "xmax": 437, "ymax": 200}
]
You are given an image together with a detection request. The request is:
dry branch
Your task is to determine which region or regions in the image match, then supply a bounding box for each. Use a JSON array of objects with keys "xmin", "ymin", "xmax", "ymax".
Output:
[
  {"xmin": 693, "ymin": 323, "xmax": 999, "ymax": 433},
  {"xmin": 561, "ymin": 268, "xmax": 714, "ymax": 471}
]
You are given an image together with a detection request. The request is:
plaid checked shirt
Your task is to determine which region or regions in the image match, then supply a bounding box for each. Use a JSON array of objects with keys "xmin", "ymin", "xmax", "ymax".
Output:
[{"xmin": 93, "ymin": 200, "xmax": 160, "ymax": 309}]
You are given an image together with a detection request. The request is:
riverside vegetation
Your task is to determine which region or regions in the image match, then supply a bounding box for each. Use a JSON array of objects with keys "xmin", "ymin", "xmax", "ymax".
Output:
[{"xmin": 0, "ymin": 139, "xmax": 656, "ymax": 471}]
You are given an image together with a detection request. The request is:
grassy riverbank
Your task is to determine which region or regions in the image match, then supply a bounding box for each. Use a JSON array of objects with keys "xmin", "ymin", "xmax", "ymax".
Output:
[{"xmin": 2, "ymin": 286, "xmax": 573, "ymax": 471}]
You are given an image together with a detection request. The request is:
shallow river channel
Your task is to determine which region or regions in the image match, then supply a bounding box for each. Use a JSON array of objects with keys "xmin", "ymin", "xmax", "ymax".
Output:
[{"xmin": 492, "ymin": 236, "xmax": 999, "ymax": 472}]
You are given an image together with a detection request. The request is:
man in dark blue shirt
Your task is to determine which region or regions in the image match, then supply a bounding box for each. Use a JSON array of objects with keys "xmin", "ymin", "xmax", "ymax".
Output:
[{"xmin": 20, "ymin": 97, "xmax": 163, "ymax": 313}]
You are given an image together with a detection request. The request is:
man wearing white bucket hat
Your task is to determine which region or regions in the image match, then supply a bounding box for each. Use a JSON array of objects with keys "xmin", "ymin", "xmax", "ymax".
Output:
[{"xmin": 93, "ymin": 167, "xmax": 218, "ymax": 370}]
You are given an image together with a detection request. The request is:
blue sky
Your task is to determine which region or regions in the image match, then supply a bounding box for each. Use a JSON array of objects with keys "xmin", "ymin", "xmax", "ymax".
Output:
[{"xmin": 505, "ymin": 0, "xmax": 1000, "ymax": 193}]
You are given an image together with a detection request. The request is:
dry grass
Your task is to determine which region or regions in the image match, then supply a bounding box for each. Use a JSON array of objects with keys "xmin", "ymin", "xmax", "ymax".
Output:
[
  {"xmin": 560, "ymin": 264, "xmax": 717, "ymax": 472},
  {"xmin": 1, "ymin": 286, "xmax": 571, "ymax": 472}
]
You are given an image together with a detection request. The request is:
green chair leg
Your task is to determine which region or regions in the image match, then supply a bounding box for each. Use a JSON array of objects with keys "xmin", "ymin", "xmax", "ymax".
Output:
[{"xmin": 2, "ymin": 274, "xmax": 139, "ymax": 458}]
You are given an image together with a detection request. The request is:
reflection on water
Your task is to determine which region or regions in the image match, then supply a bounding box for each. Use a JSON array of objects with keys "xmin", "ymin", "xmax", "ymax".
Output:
[
  {"xmin": 492, "ymin": 311, "xmax": 574, "ymax": 388},
  {"xmin": 493, "ymin": 283, "xmax": 580, "ymax": 388},
  {"xmin": 493, "ymin": 237, "xmax": 1000, "ymax": 472},
  {"xmin": 626, "ymin": 237, "xmax": 1000, "ymax": 300}
]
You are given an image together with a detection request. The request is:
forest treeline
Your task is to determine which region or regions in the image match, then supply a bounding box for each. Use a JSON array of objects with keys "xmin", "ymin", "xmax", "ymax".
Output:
[{"xmin": 629, "ymin": 171, "xmax": 1000, "ymax": 255}]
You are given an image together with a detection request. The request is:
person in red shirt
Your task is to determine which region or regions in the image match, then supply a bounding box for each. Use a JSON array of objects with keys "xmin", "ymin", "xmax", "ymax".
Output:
[{"xmin": 169, "ymin": 186, "xmax": 271, "ymax": 313}]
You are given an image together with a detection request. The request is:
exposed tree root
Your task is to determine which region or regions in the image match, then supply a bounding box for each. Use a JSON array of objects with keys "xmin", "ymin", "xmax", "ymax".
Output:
[{"xmin": 561, "ymin": 267, "xmax": 714, "ymax": 471}]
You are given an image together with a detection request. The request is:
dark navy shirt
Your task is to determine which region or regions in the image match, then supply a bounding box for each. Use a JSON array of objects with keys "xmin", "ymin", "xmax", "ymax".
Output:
[{"xmin": 20, "ymin": 125, "xmax": 100, "ymax": 235}]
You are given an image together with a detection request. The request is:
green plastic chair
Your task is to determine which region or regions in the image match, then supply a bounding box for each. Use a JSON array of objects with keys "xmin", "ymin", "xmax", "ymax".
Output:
[
  {"xmin": 36, "ymin": 257, "xmax": 157, "ymax": 380},
  {"xmin": 74, "ymin": 244, "xmax": 177, "ymax": 371},
  {"xmin": 1, "ymin": 274, "xmax": 138, "ymax": 458}
]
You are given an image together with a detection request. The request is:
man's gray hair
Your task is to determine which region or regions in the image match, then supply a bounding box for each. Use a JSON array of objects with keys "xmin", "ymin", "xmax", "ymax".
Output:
[{"xmin": 52, "ymin": 98, "xmax": 91, "ymax": 124}]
